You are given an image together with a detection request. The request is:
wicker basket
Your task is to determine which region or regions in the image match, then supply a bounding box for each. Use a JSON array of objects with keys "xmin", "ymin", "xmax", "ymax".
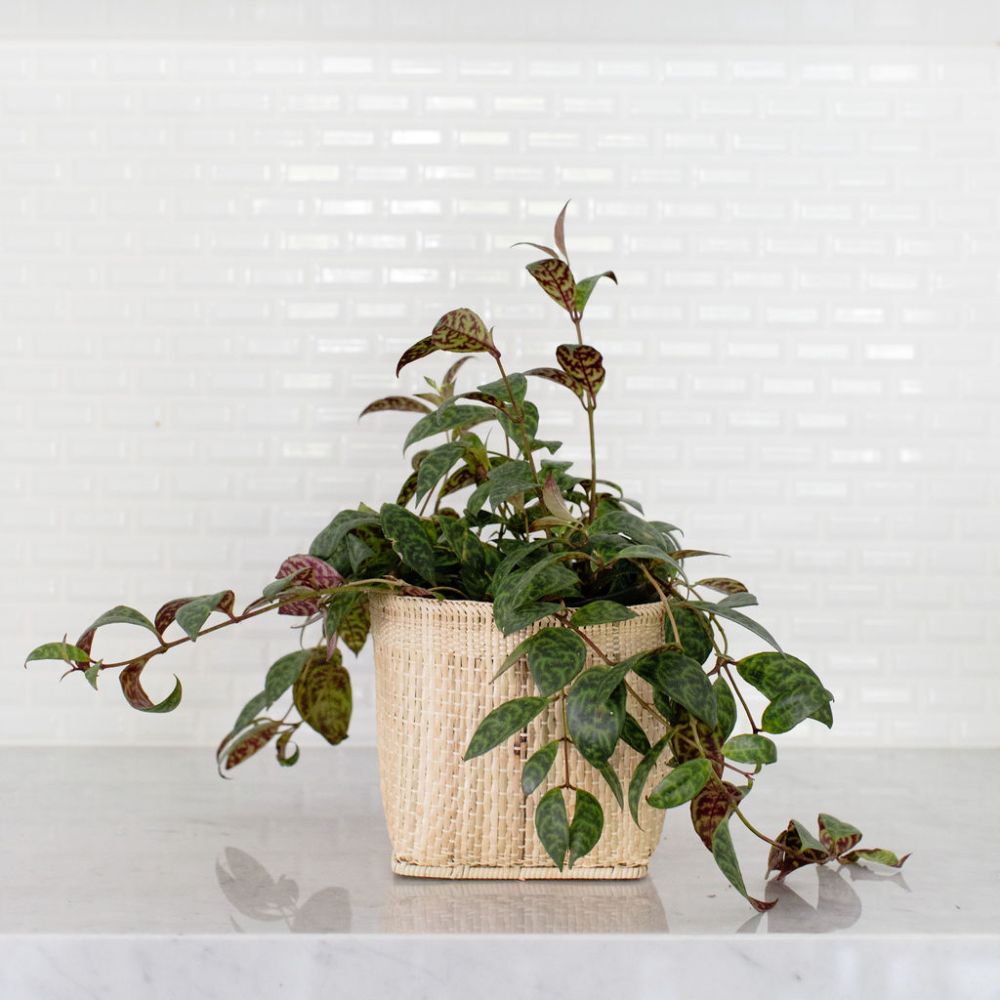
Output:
[{"xmin": 369, "ymin": 593, "xmax": 668, "ymax": 880}]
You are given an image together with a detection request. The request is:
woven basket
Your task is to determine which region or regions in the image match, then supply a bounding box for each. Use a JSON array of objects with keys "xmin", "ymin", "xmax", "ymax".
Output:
[{"xmin": 369, "ymin": 593, "xmax": 669, "ymax": 880}]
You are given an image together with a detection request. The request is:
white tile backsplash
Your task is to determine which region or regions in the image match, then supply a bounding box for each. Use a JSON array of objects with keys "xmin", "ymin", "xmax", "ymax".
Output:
[{"xmin": 1, "ymin": 27, "xmax": 998, "ymax": 752}]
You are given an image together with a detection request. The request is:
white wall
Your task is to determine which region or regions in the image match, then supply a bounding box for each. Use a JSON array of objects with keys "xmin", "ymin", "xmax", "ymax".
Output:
[{"xmin": 2, "ymin": 4, "xmax": 999, "ymax": 752}]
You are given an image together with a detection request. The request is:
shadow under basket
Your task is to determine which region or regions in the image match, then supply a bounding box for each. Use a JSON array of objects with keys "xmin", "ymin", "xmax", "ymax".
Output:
[{"xmin": 369, "ymin": 593, "xmax": 668, "ymax": 880}]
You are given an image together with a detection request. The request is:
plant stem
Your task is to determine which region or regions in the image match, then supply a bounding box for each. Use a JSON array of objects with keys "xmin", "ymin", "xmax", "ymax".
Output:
[
  {"xmin": 638, "ymin": 562, "xmax": 681, "ymax": 648},
  {"xmin": 572, "ymin": 315, "xmax": 599, "ymax": 521},
  {"xmin": 721, "ymin": 662, "xmax": 761, "ymax": 735}
]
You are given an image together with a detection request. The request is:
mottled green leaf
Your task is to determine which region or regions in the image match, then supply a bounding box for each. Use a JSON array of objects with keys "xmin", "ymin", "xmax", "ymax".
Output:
[
  {"xmin": 736, "ymin": 652, "xmax": 832, "ymax": 731},
  {"xmin": 635, "ymin": 648, "xmax": 717, "ymax": 728},
  {"xmin": 691, "ymin": 779, "xmax": 744, "ymax": 850},
  {"xmin": 761, "ymin": 685, "xmax": 832, "ymax": 735},
  {"xmin": 535, "ymin": 787, "xmax": 570, "ymax": 870},
  {"xmin": 493, "ymin": 599, "xmax": 563, "ymax": 637},
  {"xmin": 275, "ymin": 729, "xmax": 300, "ymax": 767},
  {"xmin": 766, "ymin": 819, "xmax": 830, "ymax": 880},
  {"xmin": 628, "ymin": 735, "xmax": 669, "ymax": 824},
  {"xmin": 464, "ymin": 696, "xmax": 549, "ymax": 760},
  {"xmin": 24, "ymin": 641, "xmax": 91, "ymax": 666},
  {"xmin": 395, "ymin": 335, "xmax": 436, "ymax": 375},
  {"xmin": 568, "ymin": 789, "xmax": 604, "ymax": 866},
  {"xmin": 526, "ymin": 258, "xmax": 575, "ymax": 313},
  {"xmin": 665, "ymin": 604, "xmax": 714, "ymax": 665},
  {"xmin": 486, "ymin": 460, "xmax": 538, "ymax": 508},
  {"xmin": 713, "ymin": 820, "xmax": 776, "ymax": 912},
  {"xmin": 84, "ymin": 661, "xmax": 101, "ymax": 689},
  {"xmin": 722, "ymin": 733, "xmax": 777, "ymax": 765},
  {"xmin": 685, "ymin": 601, "xmax": 782, "ymax": 652},
  {"xmin": 621, "ymin": 712, "xmax": 651, "ymax": 756},
  {"xmin": 714, "ymin": 676, "xmax": 737, "ymax": 741},
  {"xmin": 404, "ymin": 403, "xmax": 497, "ymax": 451},
  {"xmin": 590, "ymin": 509, "xmax": 670, "ymax": 550},
  {"xmin": 696, "ymin": 577, "xmax": 748, "ymax": 595},
  {"xmin": 324, "ymin": 589, "xmax": 371, "ymax": 655},
  {"xmin": 233, "ymin": 690, "xmax": 270, "ymax": 732},
  {"xmin": 309, "ymin": 510, "xmax": 380, "ymax": 559},
  {"xmin": 429, "ymin": 307, "xmax": 497, "ymax": 357},
  {"xmin": 293, "ymin": 650, "xmax": 351, "ymax": 745},
  {"xmin": 380, "ymin": 502, "xmax": 436, "ymax": 583},
  {"xmin": 496, "ymin": 400, "xmax": 539, "ymax": 453},
  {"xmin": 596, "ymin": 759, "xmax": 624, "ymax": 809},
  {"xmin": 84, "ymin": 605, "xmax": 159, "ymax": 642},
  {"xmin": 615, "ymin": 544, "xmax": 682, "ymax": 572},
  {"xmin": 572, "ymin": 271, "xmax": 617, "ymax": 316},
  {"xmin": 174, "ymin": 591, "xmax": 235, "ymax": 641},
  {"xmin": 264, "ymin": 650, "xmax": 310, "ymax": 705},
  {"xmin": 647, "ymin": 758, "xmax": 714, "ymax": 809},
  {"xmin": 570, "ymin": 600, "xmax": 637, "ymax": 627},
  {"xmin": 262, "ymin": 574, "xmax": 300, "ymax": 601},
  {"xmin": 521, "ymin": 740, "xmax": 560, "ymax": 796},
  {"xmin": 475, "ymin": 372, "xmax": 527, "ymax": 407},
  {"xmin": 817, "ymin": 813, "xmax": 863, "ymax": 857},
  {"xmin": 522, "ymin": 627, "xmax": 587, "ymax": 696},
  {"xmin": 566, "ymin": 668, "xmax": 622, "ymax": 766},
  {"xmin": 415, "ymin": 442, "xmax": 464, "ymax": 504}
]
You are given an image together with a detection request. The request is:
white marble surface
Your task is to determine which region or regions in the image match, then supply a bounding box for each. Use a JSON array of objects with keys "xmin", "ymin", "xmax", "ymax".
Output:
[{"xmin": 1, "ymin": 747, "xmax": 997, "ymax": 999}]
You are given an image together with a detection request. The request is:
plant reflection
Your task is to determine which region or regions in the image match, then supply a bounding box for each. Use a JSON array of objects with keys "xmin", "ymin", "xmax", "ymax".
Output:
[{"xmin": 216, "ymin": 846, "xmax": 352, "ymax": 933}]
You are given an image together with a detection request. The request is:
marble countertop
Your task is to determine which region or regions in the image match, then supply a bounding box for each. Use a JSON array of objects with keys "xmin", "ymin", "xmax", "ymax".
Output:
[{"xmin": 1, "ymin": 746, "xmax": 996, "ymax": 999}]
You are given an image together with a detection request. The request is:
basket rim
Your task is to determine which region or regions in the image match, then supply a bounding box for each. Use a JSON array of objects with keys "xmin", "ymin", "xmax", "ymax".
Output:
[{"xmin": 368, "ymin": 591, "xmax": 662, "ymax": 617}]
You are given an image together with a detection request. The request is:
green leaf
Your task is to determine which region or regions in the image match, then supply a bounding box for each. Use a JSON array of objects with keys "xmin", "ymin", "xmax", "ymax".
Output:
[
  {"xmin": 486, "ymin": 460, "xmax": 538, "ymax": 508},
  {"xmin": 84, "ymin": 605, "xmax": 159, "ymax": 639},
  {"xmin": 570, "ymin": 600, "xmax": 637, "ymax": 627},
  {"xmin": 493, "ymin": 599, "xmax": 563, "ymax": 637},
  {"xmin": 842, "ymin": 848, "xmax": 910, "ymax": 869},
  {"xmin": 233, "ymin": 690, "xmax": 270, "ymax": 732},
  {"xmin": 464, "ymin": 696, "xmax": 549, "ymax": 760},
  {"xmin": 24, "ymin": 641, "xmax": 91, "ymax": 666},
  {"xmin": 275, "ymin": 729, "xmax": 300, "ymax": 767},
  {"xmin": 635, "ymin": 649, "xmax": 718, "ymax": 729},
  {"xmin": 535, "ymin": 787, "xmax": 570, "ymax": 870},
  {"xmin": 521, "ymin": 740, "xmax": 560, "ymax": 796},
  {"xmin": 324, "ymin": 589, "xmax": 371, "ymax": 655},
  {"xmin": 572, "ymin": 271, "xmax": 617, "ymax": 316},
  {"xmin": 590, "ymin": 509, "xmax": 670, "ymax": 550},
  {"xmin": 817, "ymin": 813, "xmax": 863, "ymax": 856},
  {"xmin": 309, "ymin": 510, "xmax": 380, "ymax": 559},
  {"xmin": 615, "ymin": 545, "xmax": 682, "ymax": 570},
  {"xmin": 476, "ymin": 373, "xmax": 527, "ymax": 407},
  {"xmin": 647, "ymin": 758, "xmax": 714, "ymax": 809},
  {"xmin": 566, "ymin": 668, "xmax": 623, "ymax": 766},
  {"xmin": 712, "ymin": 820, "xmax": 776, "ymax": 912},
  {"xmin": 84, "ymin": 662, "xmax": 101, "ymax": 689},
  {"xmin": 293, "ymin": 650, "xmax": 352, "ymax": 745},
  {"xmin": 493, "ymin": 558, "xmax": 579, "ymax": 635},
  {"xmin": 736, "ymin": 651, "xmax": 832, "ymax": 730},
  {"xmin": 497, "ymin": 400, "xmax": 540, "ymax": 454},
  {"xmin": 522, "ymin": 627, "xmax": 587, "ymax": 696},
  {"xmin": 119, "ymin": 663, "xmax": 183, "ymax": 714},
  {"xmin": 761, "ymin": 685, "xmax": 832, "ymax": 735},
  {"xmin": 404, "ymin": 403, "xmax": 497, "ymax": 451},
  {"xmin": 597, "ymin": 759, "xmax": 624, "ymax": 809},
  {"xmin": 380, "ymin": 503, "xmax": 436, "ymax": 583},
  {"xmin": 665, "ymin": 605, "xmax": 714, "ymax": 664},
  {"xmin": 175, "ymin": 591, "xmax": 233, "ymax": 641},
  {"xmin": 713, "ymin": 676, "xmax": 737, "ymax": 741},
  {"xmin": 264, "ymin": 650, "xmax": 311, "ymax": 705},
  {"xmin": 526, "ymin": 258, "xmax": 576, "ymax": 313},
  {"xmin": 414, "ymin": 442, "xmax": 464, "ymax": 504},
  {"xmin": 628, "ymin": 735, "xmax": 669, "ymax": 824},
  {"xmin": 621, "ymin": 712, "xmax": 651, "ymax": 756},
  {"xmin": 685, "ymin": 601, "xmax": 782, "ymax": 652},
  {"xmin": 722, "ymin": 733, "xmax": 777, "ymax": 765},
  {"xmin": 568, "ymin": 789, "xmax": 604, "ymax": 866},
  {"xmin": 263, "ymin": 574, "xmax": 301, "ymax": 600}
]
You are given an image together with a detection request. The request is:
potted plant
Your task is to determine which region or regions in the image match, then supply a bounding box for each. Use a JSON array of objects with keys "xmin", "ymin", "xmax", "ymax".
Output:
[{"xmin": 26, "ymin": 204, "xmax": 906, "ymax": 909}]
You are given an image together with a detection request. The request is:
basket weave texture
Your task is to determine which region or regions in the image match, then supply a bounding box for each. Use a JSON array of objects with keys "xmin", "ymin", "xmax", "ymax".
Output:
[{"xmin": 369, "ymin": 593, "xmax": 669, "ymax": 880}]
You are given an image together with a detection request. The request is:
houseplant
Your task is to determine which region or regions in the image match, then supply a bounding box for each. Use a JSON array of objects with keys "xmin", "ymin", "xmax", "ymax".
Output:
[{"xmin": 26, "ymin": 204, "xmax": 906, "ymax": 908}]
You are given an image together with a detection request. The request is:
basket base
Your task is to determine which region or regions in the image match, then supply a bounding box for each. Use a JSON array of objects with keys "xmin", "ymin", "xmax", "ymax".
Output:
[{"xmin": 392, "ymin": 859, "xmax": 649, "ymax": 881}]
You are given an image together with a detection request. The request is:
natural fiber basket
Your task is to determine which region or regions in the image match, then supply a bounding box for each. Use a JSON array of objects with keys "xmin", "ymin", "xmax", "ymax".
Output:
[{"xmin": 369, "ymin": 592, "xmax": 668, "ymax": 879}]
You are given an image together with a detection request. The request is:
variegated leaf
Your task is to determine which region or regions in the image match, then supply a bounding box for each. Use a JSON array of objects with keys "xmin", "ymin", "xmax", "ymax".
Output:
[
  {"xmin": 359, "ymin": 396, "xmax": 432, "ymax": 418},
  {"xmin": 222, "ymin": 721, "xmax": 282, "ymax": 772},
  {"xmin": 525, "ymin": 367, "xmax": 587, "ymax": 402},
  {"xmin": 817, "ymin": 813, "xmax": 863, "ymax": 857},
  {"xmin": 572, "ymin": 271, "xmax": 617, "ymax": 316},
  {"xmin": 690, "ymin": 779, "xmax": 744, "ymax": 850},
  {"xmin": 429, "ymin": 307, "xmax": 498, "ymax": 359},
  {"xmin": 395, "ymin": 335, "xmax": 436, "ymax": 376},
  {"xmin": 555, "ymin": 344, "xmax": 606, "ymax": 399},
  {"xmin": 293, "ymin": 649, "xmax": 352, "ymax": 745},
  {"xmin": 275, "ymin": 555, "xmax": 344, "ymax": 616},
  {"xmin": 119, "ymin": 660, "xmax": 183, "ymax": 714},
  {"xmin": 696, "ymin": 577, "xmax": 749, "ymax": 595},
  {"xmin": 526, "ymin": 258, "xmax": 576, "ymax": 313}
]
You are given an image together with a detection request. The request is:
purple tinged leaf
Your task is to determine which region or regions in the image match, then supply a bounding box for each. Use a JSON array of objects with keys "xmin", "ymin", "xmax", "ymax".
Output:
[
  {"xmin": 541, "ymin": 473, "xmax": 575, "ymax": 522},
  {"xmin": 556, "ymin": 344, "xmax": 606, "ymax": 400},
  {"xmin": 155, "ymin": 592, "xmax": 235, "ymax": 636},
  {"xmin": 696, "ymin": 577, "xmax": 749, "ymax": 595},
  {"xmin": 525, "ymin": 367, "xmax": 587, "ymax": 402},
  {"xmin": 359, "ymin": 396, "xmax": 433, "ymax": 418},
  {"xmin": 526, "ymin": 259, "xmax": 576, "ymax": 313},
  {"xmin": 690, "ymin": 779, "xmax": 744, "ymax": 850},
  {"xmin": 817, "ymin": 813, "xmax": 863, "ymax": 857},
  {"xmin": 222, "ymin": 721, "xmax": 282, "ymax": 772},
  {"xmin": 441, "ymin": 355, "xmax": 473, "ymax": 389},
  {"xmin": 511, "ymin": 240, "xmax": 561, "ymax": 260},
  {"xmin": 426, "ymin": 308, "xmax": 498, "ymax": 362},
  {"xmin": 395, "ymin": 336, "xmax": 436, "ymax": 376},
  {"xmin": 274, "ymin": 555, "xmax": 344, "ymax": 616},
  {"xmin": 766, "ymin": 820, "xmax": 830, "ymax": 880},
  {"xmin": 119, "ymin": 660, "xmax": 182, "ymax": 714},
  {"xmin": 553, "ymin": 199, "xmax": 571, "ymax": 262}
]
